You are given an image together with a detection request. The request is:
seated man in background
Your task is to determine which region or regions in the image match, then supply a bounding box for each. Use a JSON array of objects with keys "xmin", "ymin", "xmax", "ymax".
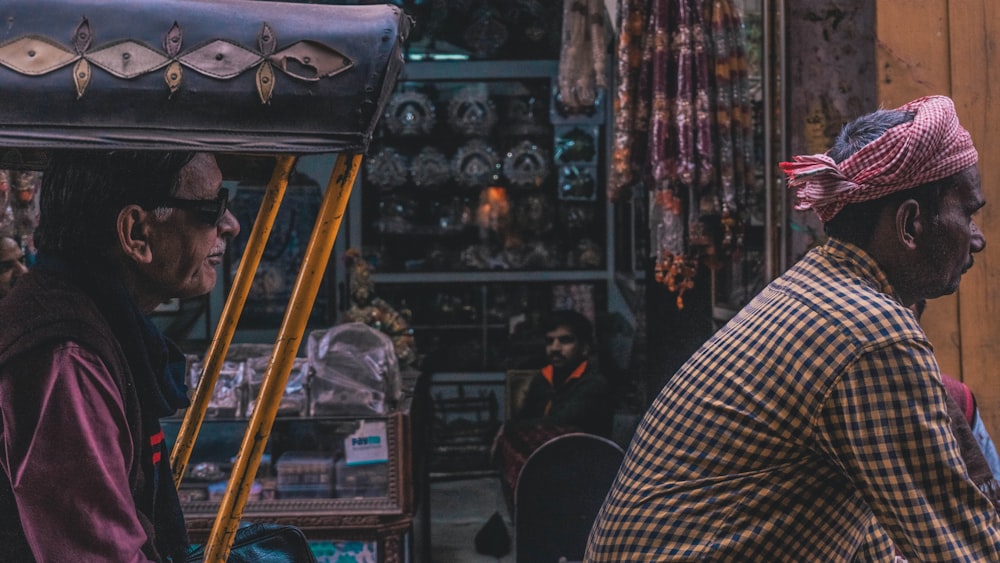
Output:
[
  {"xmin": 476, "ymin": 309, "xmax": 613, "ymax": 556},
  {"xmin": 496, "ymin": 309, "xmax": 612, "ymax": 502},
  {"xmin": 509, "ymin": 308, "xmax": 612, "ymax": 437}
]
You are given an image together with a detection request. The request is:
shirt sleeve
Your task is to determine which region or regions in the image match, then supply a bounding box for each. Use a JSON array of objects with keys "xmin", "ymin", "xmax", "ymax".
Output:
[
  {"xmin": 0, "ymin": 342, "xmax": 153, "ymax": 562},
  {"xmin": 816, "ymin": 339, "xmax": 1000, "ymax": 561}
]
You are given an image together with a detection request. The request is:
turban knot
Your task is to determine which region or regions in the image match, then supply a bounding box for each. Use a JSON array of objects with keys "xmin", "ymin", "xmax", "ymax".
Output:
[{"xmin": 780, "ymin": 95, "xmax": 977, "ymax": 222}]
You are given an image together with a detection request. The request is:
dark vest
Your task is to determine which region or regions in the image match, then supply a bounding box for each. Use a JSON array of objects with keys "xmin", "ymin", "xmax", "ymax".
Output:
[{"xmin": 0, "ymin": 270, "xmax": 160, "ymax": 561}]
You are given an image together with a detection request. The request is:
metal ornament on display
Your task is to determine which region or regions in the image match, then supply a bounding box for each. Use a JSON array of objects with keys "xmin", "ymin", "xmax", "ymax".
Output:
[
  {"xmin": 562, "ymin": 203, "xmax": 595, "ymax": 236},
  {"xmin": 462, "ymin": 6, "xmax": 509, "ymax": 59},
  {"xmin": 377, "ymin": 191, "xmax": 417, "ymax": 234},
  {"xmin": 558, "ymin": 165, "xmax": 596, "ymax": 200},
  {"xmin": 554, "ymin": 127, "xmax": 597, "ymax": 163},
  {"xmin": 452, "ymin": 139, "xmax": 500, "ymax": 188},
  {"xmin": 431, "ymin": 195, "xmax": 473, "ymax": 232},
  {"xmin": 575, "ymin": 238, "xmax": 603, "ymax": 268},
  {"xmin": 379, "ymin": 191, "xmax": 417, "ymax": 221},
  {"xmin": 410, "ymin": 146, "xmax": 451, "ymax": 188},
  {"xmin": 499, "ymin": 95, "xmax": 549, "ymax": 137},
  {"xmin": 447, "ymin": 84, "xmax": 497, "ymax": 137},
  {"xmin": 383, "ymin": 90, "xmax": 437, "ymax": 136},
  {"xmin": 504, "ymin": 0, "xmax": 548, "ymax": 42},
  {"xmin": 502, "ymin": 139, "xmax": 550, "ymax": 187},
  {"xmin": 513, "ymin": 192, "xmax": 552, "ymax": 235},
  {"xmin": 365, "ymin": 146, "xmax": 409, "ymax": 189}
]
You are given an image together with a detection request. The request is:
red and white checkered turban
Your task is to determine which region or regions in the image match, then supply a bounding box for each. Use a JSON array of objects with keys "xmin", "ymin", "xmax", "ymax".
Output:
[{"xmin": 780, "ymin": 95, "xmax": 978, "ymax": 222}]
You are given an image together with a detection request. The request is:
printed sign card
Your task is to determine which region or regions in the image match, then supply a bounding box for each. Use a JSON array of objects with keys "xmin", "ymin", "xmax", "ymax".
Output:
[{"xmin": 344, "ymin": 421, "xmax": 389, "ymax": 466}]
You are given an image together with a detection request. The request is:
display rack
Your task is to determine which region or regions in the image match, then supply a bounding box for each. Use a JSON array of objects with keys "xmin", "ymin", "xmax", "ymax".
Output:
[
  {"xmin": 346, "ymin": 57, "xmax": 616, "ymax": 477},
  {"xmin": 350, "ymin": 59, "xmax": 614, "ymax": 375}
]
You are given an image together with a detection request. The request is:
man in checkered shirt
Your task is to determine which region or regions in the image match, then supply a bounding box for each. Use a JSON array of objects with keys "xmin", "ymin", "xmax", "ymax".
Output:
[{"xmin": 586, "ymin": 95, "xmax": 1000, "ymax": 562}]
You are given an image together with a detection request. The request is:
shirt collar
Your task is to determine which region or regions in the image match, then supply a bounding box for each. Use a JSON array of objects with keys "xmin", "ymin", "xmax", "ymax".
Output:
[
  {"xmin": 817, "ymin": 237, "xmax": 899, "ymax": 302},
  {"xmin": 541, "ymin": 360, "xmax": 589, "ymax": 387}
]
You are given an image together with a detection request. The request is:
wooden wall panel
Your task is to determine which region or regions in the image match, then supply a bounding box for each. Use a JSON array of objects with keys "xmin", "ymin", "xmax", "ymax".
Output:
[
  {"xmin": 875, "ymin": 0, "xmax": 951, "ymax": 106},
  {"xmin": 876, "ymin": 0, "xmax": 1000, "ymax": 441},
  {"xmin": 875, "ymin": 0, "xmax": 961, "ymax": 377},
  {"xmin": 947, "ymin": 1, "xmax": 1000, "ymax": 442}
]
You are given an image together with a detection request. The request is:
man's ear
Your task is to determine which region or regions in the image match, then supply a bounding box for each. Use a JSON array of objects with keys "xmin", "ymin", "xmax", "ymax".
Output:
[
  {"xmin": 895, "ymin": 199, "xmax": 923, "ymax": 250},
  {"xmin": 118, "ymin": 204, "xmax": 154, "ymax": 264}
]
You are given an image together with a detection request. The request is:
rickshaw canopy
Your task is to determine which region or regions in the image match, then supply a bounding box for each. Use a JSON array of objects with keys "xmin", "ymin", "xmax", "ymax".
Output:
[
  {"xmin": 0, "ymin": 0, "xmax": 409, "ymax": 157},
  {"xmin": 0, "ymin": 1, "xmax": 412, "ymax": 558}
]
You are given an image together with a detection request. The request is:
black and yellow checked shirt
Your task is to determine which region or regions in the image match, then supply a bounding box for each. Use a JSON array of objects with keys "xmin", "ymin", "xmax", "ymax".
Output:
[{"xmin": 587, "ymin": 238, "xmax": 1000, "ymax": 562}]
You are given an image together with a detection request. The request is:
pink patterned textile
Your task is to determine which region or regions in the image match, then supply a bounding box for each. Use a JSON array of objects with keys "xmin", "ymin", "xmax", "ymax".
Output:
[{"xmin": 781, "ymin": 95, "xmax": 977, "ymax": 222}]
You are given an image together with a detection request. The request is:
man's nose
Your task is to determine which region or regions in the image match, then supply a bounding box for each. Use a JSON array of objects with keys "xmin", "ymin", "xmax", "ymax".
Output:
[{"xmin": 219, "ymin": 208, "xmax": 241, "ymax": 238}]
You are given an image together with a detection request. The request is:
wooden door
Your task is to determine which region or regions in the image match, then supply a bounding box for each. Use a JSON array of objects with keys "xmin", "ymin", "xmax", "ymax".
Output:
[{"xmin": 877, "ymin": 0, "xmax": 1000, "ymax": 442}]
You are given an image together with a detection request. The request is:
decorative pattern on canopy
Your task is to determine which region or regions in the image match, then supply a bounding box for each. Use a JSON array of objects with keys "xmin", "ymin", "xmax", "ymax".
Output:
[
  {"xmin": 0, "ymin": 0, "xmax": 408, "ymax": 155},
  {"xmin": 0, "ymin": 19, "xmax": 353, "ymax": 103}
]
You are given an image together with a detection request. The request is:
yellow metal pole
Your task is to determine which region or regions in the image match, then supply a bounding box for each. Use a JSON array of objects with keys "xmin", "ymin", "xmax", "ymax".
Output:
[
  {"xmin": 203, "ymin": 152, "xmax": 362, "ymax": 562},
  {"xmin": 171, "ymin": 155, "xmax": 297, "ymax": 488}
]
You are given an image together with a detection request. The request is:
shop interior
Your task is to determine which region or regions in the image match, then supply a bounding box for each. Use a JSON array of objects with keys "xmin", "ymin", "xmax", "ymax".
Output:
[
  {"xmin": 0, "ymin": 1, "xmax": 806, "ymax": 561},
  {"xmin": 3, "ymin": 1, "xmax": 996, "ymax": 562}
]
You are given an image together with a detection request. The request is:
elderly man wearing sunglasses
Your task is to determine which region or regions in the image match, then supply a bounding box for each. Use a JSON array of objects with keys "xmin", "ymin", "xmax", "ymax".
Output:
[{"xmin": 0, "ymin": 151, "xmax": 239, "ymax": 562}]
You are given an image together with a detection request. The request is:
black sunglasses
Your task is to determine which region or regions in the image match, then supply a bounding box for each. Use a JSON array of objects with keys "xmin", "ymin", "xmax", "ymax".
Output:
[{"xmin": 152, "ymin": 187, "xmax": 230, "ymax": 227}]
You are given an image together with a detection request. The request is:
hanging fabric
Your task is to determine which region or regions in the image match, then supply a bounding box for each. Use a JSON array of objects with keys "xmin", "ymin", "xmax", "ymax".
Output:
[
  {"xmin": 612, "ymin": 0, "xmax": 754, "ymax": 308},
  {"xmin": 607, "ymin": 0, "xmax": 649, "ymax": 201},
  {"xmin": 557, "ymin": 0, "xmax": 610, "ymax": 114},
  {"xmin": 709, "ymin": 0, "xmax": 754, "ymax": 251}
]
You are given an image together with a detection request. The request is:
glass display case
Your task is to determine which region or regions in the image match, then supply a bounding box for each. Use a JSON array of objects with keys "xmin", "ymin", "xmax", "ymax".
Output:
[
  {"xmin": 166, "ymin": 403, "xmax": 413, "ymax": 531},
  {"xmin": 164, "ymin": 367, "xmax": 430, "ymax": 563}
]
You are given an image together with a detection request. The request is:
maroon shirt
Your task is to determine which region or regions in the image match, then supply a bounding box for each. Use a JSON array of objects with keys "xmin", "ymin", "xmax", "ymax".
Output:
[{"xmin": 0, "ymin": 342, "xmax": 153, "ymax": 561}]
